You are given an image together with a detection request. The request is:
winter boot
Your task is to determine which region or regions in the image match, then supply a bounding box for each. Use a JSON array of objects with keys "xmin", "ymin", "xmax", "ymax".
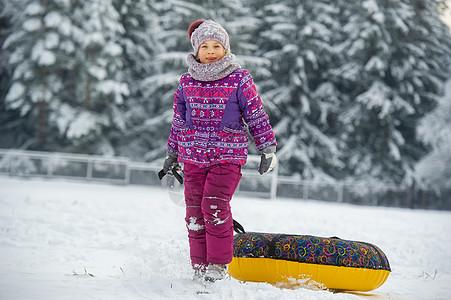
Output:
[
  {"xmin": 204, "ymin": 264, "xmax": 227, "ymax": 282},
  {"xmin": 193, "ymin": 269, "xmax": 205, "ymax": 282},
  {"xmin": 193, "ymin": 264, "xmax": 207, "ymax": 282}
]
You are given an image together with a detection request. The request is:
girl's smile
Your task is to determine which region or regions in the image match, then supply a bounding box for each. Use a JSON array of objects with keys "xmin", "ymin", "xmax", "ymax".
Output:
[{"xmin": 197, "ymin": 40, "xmax": 226, "ymax": 64}]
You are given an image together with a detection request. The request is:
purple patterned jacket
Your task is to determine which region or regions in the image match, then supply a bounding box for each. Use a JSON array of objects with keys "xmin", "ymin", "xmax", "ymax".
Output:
[{"xmin": 167, "ymin": 69, "xmax": 276, "ymax": 167}]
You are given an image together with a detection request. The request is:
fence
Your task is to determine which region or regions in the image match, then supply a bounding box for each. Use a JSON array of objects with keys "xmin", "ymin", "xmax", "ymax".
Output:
[{"xmin": 0, "ymin": 148, "xmax": 447, "ymax": 209}]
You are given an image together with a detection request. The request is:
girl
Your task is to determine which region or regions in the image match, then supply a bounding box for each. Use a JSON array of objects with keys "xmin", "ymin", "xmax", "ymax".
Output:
[{"xmin": 162, "ymin": 20, "xmax": 277, "ymax": 282}]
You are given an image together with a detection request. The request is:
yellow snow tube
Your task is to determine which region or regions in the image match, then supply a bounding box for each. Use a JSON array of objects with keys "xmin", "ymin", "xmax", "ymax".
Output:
[{"xmin": 228, "ymin": 232, "xmax": 390, "ymax": 291}]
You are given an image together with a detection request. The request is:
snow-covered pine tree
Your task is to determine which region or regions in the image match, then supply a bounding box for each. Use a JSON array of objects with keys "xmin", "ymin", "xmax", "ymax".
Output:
[
  {"xmin": 415, "ymin": 0, "xmax": 451, "ymax": 192},
  {"xmin": 58, "ymin": 0, "xmax": 129, "ymax": 155},
  {"xmin": 111, "ymin": 0, "xmax": 167, "ymax": 160},
  {"xmin": 211, "ymin": 0, "xmax": 269, "ymax": 85},
  {"xmin": 130, "ymin": 0, "xmax": 200, "ymax": 162},
  {"xmin": 0, "ymin": 0, "xmax": 24, "ymax": 148},
  {"xmin": 2, "ymin": 0, "xmax": 129, "ymax": 154},
  {"xmin": 335, "ymin": 0, "xmax": 451, "ymax": 186},
  {"xmin": 331, "ymin": 0, "xmax": 402, "ymax": 184},
  {"xmin": 416, "ymin": 77, "xmax": 451, "ymax": 191},
  {"xmin": 3, "ymin": 0, "xmax": 78, "ymax": 150},
  {"xmin": 250, "ymin": 0, "xmax": 345, "ymax": 181}
]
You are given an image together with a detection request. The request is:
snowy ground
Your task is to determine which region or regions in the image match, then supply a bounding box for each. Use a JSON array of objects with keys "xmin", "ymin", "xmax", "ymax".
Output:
[{"xmin": 0, "ymin": 176, "xmax": 450, "ymax": 300}]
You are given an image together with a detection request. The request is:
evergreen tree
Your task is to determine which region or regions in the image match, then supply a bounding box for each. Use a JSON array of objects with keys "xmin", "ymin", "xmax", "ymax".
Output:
[
  {"xmin": 3, "ymin": 0, "xmax": 128, "ymax": 154},
  {"xmin": 335, "ymin": 0, "xmax": 451, "ymax": 185},
  {"xmin": 0, "ymin": 0, "xmax": 25, "ymax": 148},
  {"xmin": 3, "ymin": 0, "xmax": 76, "ymax": 150},
  {"xmin": 131, "ymin": 0, "xmax": 201, "ymax": 162},
  {"xmin": 416, "ymin": 78, "xmax": 451, "ymax": 190},
  {"xmin": 247, "ymin": 0, "xmax": 451, "ymax": 187},
  {"xmin": 112, "ymin": 0, "xmax": 166, "ymax": 160},
  {"xmin": 65, "ymin": 0, "xmax": 128, "ymax": 155},
  {"xmin": 250, "ymin": 0, "xmax": 345, "ymax": 180}
]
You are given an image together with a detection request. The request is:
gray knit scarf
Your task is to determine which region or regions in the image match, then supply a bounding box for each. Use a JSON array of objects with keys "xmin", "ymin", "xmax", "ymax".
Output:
[{"xmin": 186, "ymin": 53, "xmax": 241, "ymax": 82}]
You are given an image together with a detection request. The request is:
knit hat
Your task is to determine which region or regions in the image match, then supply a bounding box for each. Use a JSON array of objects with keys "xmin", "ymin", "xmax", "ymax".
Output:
[{"xmin": 188, "ymin": 20, "xmax": 231, "ymax": 55}]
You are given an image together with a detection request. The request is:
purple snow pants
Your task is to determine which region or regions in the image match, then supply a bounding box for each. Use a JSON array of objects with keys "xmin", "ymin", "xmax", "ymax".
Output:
[{"xmin": 184, "ymin": 163, "xmax": 242, "ymax": 271}]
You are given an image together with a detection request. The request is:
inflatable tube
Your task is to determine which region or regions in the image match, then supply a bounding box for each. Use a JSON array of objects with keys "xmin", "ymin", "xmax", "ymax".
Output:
[{"xmin": 228, "ymin": 232, "xmax": 390, "ymax": 291}]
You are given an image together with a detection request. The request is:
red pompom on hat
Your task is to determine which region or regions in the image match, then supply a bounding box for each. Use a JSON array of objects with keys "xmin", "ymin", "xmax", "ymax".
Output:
[{"xmin": 188, "ymin": 20, "xmax": 205, "ymax": 39}]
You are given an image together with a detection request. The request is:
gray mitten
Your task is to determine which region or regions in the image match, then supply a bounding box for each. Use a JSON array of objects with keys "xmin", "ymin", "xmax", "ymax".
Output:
[
  {"xmin": 258, "ymin": 146, "xmax": 277, "ymax": 175},
  {"xmin": 162, "ymin": 152, "xmax": 178, "ymax": 174}
]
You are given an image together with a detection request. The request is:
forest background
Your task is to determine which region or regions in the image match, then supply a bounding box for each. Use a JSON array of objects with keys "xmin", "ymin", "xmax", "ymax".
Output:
[{"xmin": 1, "ymin": 0, "xmax": 450, "ymax": 205}]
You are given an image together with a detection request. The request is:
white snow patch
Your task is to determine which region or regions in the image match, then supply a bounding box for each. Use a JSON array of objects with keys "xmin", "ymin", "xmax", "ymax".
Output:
[
  {"xmin": 89, "ymin": 65, "xmax": 107, "ymax": 80},
  {"xmin": 44, "ymin": 11, "xmax": 62, "ymax": 28},
  {"xmin": 83, "ymin": 32, "xmax": 105, "ymax": 48},
  {"xmin": 23, "ymin": 18, "xmax": 42, "ymax": 32},
  {"xmin": 212, "ymin": 216, "xmax": 229, "ymax": 226},
  {"xmin": 25, "ymin": 2, "xmax": 44, "ymax": 16},
  {"xmin": 5, "ymin": 82, "xmax": 25, "ymax": 103},
  {"xmin": 67, "ymin": 111, "xmax": 107, "ymax": 139},
  {"xmin": 45, "ymin": 32, "xmax": 60, "ymax": 49},
  {"xmin": 104, "ymin": 42, "xmax": 123, "ymax": 56},
  {"xmin": 31, "ymin": 41, "xmax": 56, "ymax": 66},
  {"xmin": 53, "ymin": 103, "xmax": 77, "ymax": 135},
  {"xmin": 0, "ymin": 176, "xmax": 450, "ymax": 300},
  {"xmin": 187, "ymin": 217, "xmax": 205, "ymax": 232},
  {"xmin": 95, "ymin": 80, "xmax": 129, "ymax": 105}
]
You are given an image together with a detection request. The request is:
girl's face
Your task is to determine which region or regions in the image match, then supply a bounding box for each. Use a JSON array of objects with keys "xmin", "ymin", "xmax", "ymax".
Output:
[{"xmin": 197, "ymin": 40, "xmax": 226, "ymax": 64}]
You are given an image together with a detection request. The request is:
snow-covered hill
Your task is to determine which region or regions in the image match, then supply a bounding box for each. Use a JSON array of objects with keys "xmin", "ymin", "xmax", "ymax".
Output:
[{"xmin": 1, "ymin": 176, "xmax": 450, "ymax": 300}]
